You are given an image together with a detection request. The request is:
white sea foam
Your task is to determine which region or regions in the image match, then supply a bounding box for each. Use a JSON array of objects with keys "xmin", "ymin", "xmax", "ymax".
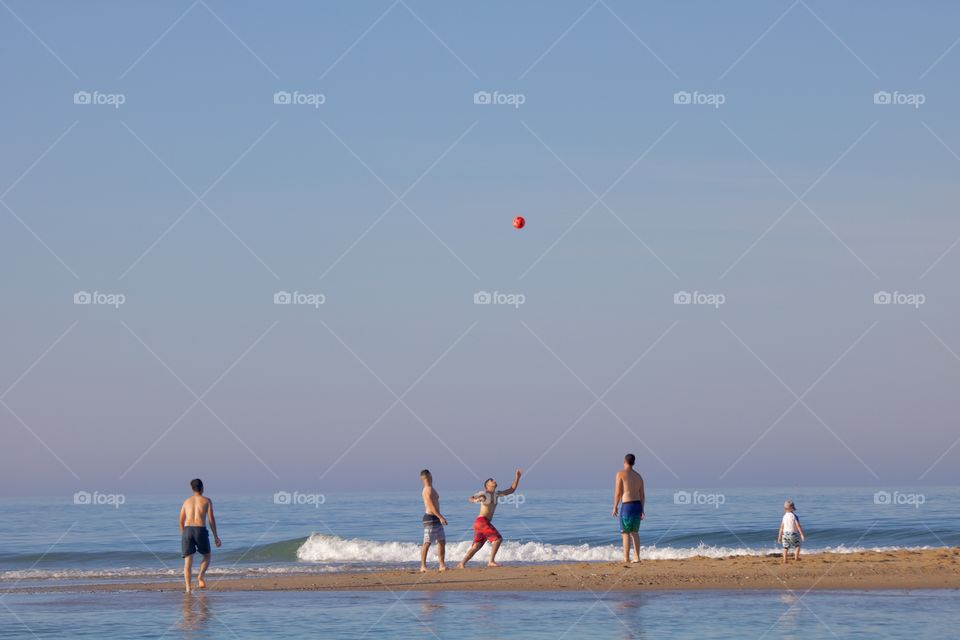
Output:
[
  {"xmin": 294, "ymin": 533, "xmax": 931, "ymax": 565},
  {"xmin": 293, "ymin": 534, "xmax": 756, "ymax": 564}
]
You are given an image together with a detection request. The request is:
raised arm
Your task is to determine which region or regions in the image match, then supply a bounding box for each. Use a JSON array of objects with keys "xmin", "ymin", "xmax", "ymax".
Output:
[
  {"xmin": 207, "ymin": 499, "xmax": 221, "ymax": 547},
  {"xmin": 497, "ymin": 469, "xmax": 522, "ymax": 497},
  {"xmin": 612, "ymin": 473, "xmax": 623, "ymax": 516}
]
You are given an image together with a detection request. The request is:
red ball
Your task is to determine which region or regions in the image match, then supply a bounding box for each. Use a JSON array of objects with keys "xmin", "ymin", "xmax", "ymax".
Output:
[{"xmin": 513, "ymin": 216, "xmax": 525, "ymax": 229}]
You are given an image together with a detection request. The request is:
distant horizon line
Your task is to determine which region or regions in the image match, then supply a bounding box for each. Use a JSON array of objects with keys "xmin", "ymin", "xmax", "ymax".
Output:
[{"xmin": 3, "ymin": 483, "xmax": 955, "ymax": 500}]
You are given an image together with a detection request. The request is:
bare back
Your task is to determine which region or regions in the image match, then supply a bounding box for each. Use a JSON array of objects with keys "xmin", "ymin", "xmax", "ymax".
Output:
[
  {"xmin": 181, "ymin": 495, "xmax": 211, "ymax": 527},
  {"xmin": 618, "ymin": 469, "xmax": 644, "ymax": 503},
  {"xmin": 422, "ymin": 486, "xmax": 440, "ymax": 515}
]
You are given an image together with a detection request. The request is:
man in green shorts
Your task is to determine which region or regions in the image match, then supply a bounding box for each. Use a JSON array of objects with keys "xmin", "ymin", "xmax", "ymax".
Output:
[{"xmin": 612, "ymin": 454, "xmax": 645, "ymax": 563}]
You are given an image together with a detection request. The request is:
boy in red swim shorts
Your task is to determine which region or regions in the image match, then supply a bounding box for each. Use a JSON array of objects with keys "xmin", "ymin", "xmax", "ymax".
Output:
[{"xmin": 459, "ymin": 469, "xmax": 522, "ymax": 568}]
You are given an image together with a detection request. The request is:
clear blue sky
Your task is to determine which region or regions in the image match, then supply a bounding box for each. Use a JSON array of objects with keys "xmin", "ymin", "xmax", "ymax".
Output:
[{"xmin": 1, "ymin": 1, "xmax": 959, "ymax": 495}]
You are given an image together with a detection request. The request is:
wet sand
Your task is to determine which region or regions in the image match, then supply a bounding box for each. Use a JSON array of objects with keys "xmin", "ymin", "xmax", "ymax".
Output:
[{"xmin": 16, "ymin": 549, "xmax": 960, "ymax": 593}]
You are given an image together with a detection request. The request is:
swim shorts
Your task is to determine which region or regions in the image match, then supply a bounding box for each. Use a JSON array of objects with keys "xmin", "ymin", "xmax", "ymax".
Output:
[
  {"xmin": 181, "ymin": 526, "xmax": 211, "ymax": 557},
  {"xmin": 472, "ymin": 516, "xmax": 501, "ymax": 544},
  {"xmin": 620, "ymin": 501, "xmax": 643, "ymax": 533},
  {"xmin": 782, "ymin": 532, "xmax": 801, "ymax": 549},
  {"xmin": 422, "ymin": 514, "xmax": 445, "ymax": 544}
]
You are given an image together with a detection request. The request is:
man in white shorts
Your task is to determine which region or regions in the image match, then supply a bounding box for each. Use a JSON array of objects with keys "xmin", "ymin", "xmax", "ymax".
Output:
[{"xmin": 420, "ymin": 469, "xmax": 447, "ymax": 572}]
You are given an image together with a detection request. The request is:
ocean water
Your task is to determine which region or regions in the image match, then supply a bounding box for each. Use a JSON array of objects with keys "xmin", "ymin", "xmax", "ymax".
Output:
[
  {"xmin": 0, "ymin": 487, "xmax": 956, "ymax": 584},
  {"xmin": 2, "ymin": 590, "xmax": 960, "ymax": 639},
  {"xmin": 2, "ymin": 487, "xmax": 957, "ymax": 638}
]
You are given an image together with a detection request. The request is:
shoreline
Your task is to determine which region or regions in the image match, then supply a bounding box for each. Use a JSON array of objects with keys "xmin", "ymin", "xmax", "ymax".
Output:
[{"xmin": 12, "ymin": 549, "xmax": 959, "ymax": 594}]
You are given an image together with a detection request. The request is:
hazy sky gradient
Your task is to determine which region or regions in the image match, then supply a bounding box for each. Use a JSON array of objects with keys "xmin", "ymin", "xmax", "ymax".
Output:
[{"xmin": 2, "ymin": 1, "xmax": 959, "ymax": 495}]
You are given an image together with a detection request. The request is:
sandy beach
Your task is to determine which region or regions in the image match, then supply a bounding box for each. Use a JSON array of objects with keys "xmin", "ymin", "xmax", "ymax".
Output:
[{"xmin": 18, "ymin": 549, "xmax": 959, "ymax": 594}]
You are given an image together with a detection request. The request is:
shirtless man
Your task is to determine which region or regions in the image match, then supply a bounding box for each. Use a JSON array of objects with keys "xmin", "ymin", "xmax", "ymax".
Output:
[
  {"xmin": 179, "ymin": 478, "xmax": 221, "ymax": 593},
  {"xmin": 419, "ymin": 469, "xmax": 448, "ymax": 573},
  {"xmin": 459, "ymin": 469, "xmax": 521, "ymax": 568},
  {"xmin": 612, "ymin": 454, "xmax": 645, "ymax": 563}
]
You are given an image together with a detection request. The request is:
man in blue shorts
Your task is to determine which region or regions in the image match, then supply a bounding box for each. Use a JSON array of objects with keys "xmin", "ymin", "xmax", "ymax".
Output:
[
  {"xmin": 179, "ymin": 478, "xmax": 221, "ymax": 593},
  {"xmin": 612, "ymin": 453, "xmax": 645, "ymax": 563}
]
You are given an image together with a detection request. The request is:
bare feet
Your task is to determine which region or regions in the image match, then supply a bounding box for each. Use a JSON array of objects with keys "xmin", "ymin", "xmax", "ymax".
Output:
[
  {"xmin": 630, "ymin": 559, "xmax": 640, "ymax": 564},
  {"xmin": 197, "ymin": 577, "xmax": 206, "ymax": 590},
  {"xmin": 419, "ymin": 566, "xmax": 428, "ymax": 573},
  {"xmin": 457, "ymin": 562, "xmax": 466, "ymax": 569},
  {"xmin": 184, "ymin": 587, "xmax": 192, "ymax": 594},
  {"xmin": 438, "ymin": 565, "xmax": 447, "ymax": 572},
  {"xmin": 487, "ymin": 561, "xmax": 501, "ymax": 568}
]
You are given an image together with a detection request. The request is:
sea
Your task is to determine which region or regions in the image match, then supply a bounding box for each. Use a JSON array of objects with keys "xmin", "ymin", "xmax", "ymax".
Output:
[{"xmin": 1, "ymin": 487, "xmax": 957, "ymax": 638}]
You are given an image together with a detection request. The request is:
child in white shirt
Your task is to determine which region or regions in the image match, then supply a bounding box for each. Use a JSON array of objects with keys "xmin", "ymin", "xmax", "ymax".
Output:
[{"xmin": 777, "ymin": 499, "xmax": 805, "ymax": 564}]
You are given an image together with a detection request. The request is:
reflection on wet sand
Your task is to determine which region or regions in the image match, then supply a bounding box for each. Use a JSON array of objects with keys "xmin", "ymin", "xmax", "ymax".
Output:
[
  {"xmin": 419, "ymin": 591, "xmax": 446, "ymax": 620},
  {"xmin": 177, "ymin": 593, "xmax": 211, "ymax": 637},
  {"xmin": 612, "ymin": 593, "xmax": 648, "ymax": 639}
]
